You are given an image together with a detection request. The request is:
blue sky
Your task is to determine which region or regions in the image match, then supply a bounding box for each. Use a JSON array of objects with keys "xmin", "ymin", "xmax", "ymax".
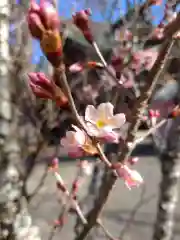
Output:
[{"xmin": 31, "ymin": 0, "xmax": 166, "ymax": 64}]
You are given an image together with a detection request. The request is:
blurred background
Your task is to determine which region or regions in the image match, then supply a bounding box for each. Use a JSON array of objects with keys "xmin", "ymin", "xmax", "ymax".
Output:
[{"xmin": 1, "ymin": 1, "xmax": 180, "ymax": 240}]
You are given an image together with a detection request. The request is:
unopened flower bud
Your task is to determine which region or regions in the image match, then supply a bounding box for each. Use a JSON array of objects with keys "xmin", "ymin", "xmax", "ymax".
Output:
[
  {"xmin": 72, "ymin": 9, "xmax": 93, "ymax": 43},
  {"xmin": 27, "ymin": 13, "xmax": 45, "ymax": 39},
  {"xmin": 149, "ymin": 109, "xmax": 160, "ymax": 126},
  {"xmin": 112, "ymin": 163, "xmax": 143, "ymax": 189},
  {"xmin": 28, "ymin": 72, "xmax": 55, "ymax": 99},
  {"xmin": 28, "ymin": 72, "xmax": 68, "ymax": 107},
  {"xmin": 149, "ymin": 109, "xmax": 160, "ymax": 118},
  {"xmin": 39, "ymin": 0, "xmax": 60, "ymax": 30},
  {"xmin": 52, "ymin": 158, "xmax": 59, "ymax": 168},
  {"xmin": 29, "ymin": 0, "xmax": 40, "ymax": 13}
]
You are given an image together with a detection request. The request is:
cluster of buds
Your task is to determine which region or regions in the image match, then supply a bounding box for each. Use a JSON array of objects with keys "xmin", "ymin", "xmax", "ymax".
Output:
[
  {"xmin": 72, "ymin": 9, "xmax": 93, "ymax": 44},
  {"xmin": 148, "ymin": 109, "xmax": 160, "ymax": 126},
  {"xmin": 28, "ymin": 72, "xmax": 68, "ymax": 107},
  {"xmin": 27, "ymin": 0, "xmax": 62, "ymax": 67}
]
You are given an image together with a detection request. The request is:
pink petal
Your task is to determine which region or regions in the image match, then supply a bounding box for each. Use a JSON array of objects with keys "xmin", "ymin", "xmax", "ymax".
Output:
[
  {"xmin": 99, "ymin": 131, "xmax": 119, "ymax": 143},
  {"xmin": 85, "ymin": 105, "xmax": 98, "ymax": 123},
  {"xmin": 97, "ymin": 102, "xmax": 114, "ymax": 119}
]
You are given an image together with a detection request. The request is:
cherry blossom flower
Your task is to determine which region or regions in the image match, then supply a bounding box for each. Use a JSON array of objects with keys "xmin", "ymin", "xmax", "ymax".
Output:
[
  {"xmin": 113, "ymin": 164, "xmax": 143, "ymax": 189},
  {"xmin": 85, "ymin": 102, "xmax": 126, "ymax": 142},
  {"xmin": 60, "ymin": 125, "xmax": 97, "ymax": 157}
]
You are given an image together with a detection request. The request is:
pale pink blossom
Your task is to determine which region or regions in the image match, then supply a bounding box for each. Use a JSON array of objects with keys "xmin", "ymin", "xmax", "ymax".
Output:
[
  {"xmin": 85, "ymin": 102, "xmax": 126, "ymax": 142},
  {"xmin": 60, "ymin": 125, "xmax": 97, "ymax": 156},
  {"xmin": 60, "ymin": 126, "xmax": 86, "ymax": 157},
  {"xmin": 115, "ymin": 164, "xmax": 143, "ymax": 189}
]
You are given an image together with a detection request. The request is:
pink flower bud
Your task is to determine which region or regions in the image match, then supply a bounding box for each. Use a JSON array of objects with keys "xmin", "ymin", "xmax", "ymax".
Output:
[
  {"xmin": 27, "ymin": 0, "xmax": 60, "ymax": 40},
  {"xmin": 39, "ymin": 0, "xmax": 60, "ymax": 30},
  {"xmin": 27, "ymin": 13, "xmax": 45, "ymax": 39},
  {"xmin": 52, "ymin": 158, "xmax": 59, "ymax": 168},
  {"xmin": 112, "ymin": 164, "xmax": 143, "ymax": 189},
  {"xmin": 28, "ymin": 72, "xmax": 55, "ymax": 99},
  {"xmin": 149, "ymin": 109, "xmax": 160, "ymax": 118},
  {"xmin": 72, "ymin": 9, "xmax": 93, "ymax": 43},
  {"xmin": 29, "ymin": 0, "xmax": 40, "ymax": 13},
  {"xmin": 28, "ymin": 72, "xmax": 68, "ymax": 107}
]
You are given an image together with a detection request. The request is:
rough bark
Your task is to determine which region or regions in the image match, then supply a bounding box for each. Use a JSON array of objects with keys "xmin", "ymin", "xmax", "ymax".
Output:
[
  {"xmin": 0, "ymin": 1, "xmax": 20, "ymax": 239},
  {"xmin": 153, "ymin": 117, "xmax": 180, "ymax": 240}
]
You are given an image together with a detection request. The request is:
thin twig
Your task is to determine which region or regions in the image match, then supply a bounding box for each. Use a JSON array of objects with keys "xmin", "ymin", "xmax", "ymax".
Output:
[
  {"xmin": 131, "ymin": 119, "xmax": 167, "ymax": 148},
  {"xmin": 48, "ymin": 172, "xmax": 87, "ymax": 240},
  {"xmin": 119, "ymin": 185, "xmax": 156, "ymax": 239},
  {"xmin": 28, "ymin": 165, "xmax": 49, "ymax": 202},
  {"xmin": 119, "ymin": 39, "xmax": 175, "ymax": 164},
  {"xmin": 97, "ymin": 219, "xmax": 117, "ymax": 240},
  {"xmin": 75, "ymin": 25, "xmax": 178, "ymax": 240},
  {"xmin": 55, "ymin": 66, "xmax": 113, "ymax": 168}
]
